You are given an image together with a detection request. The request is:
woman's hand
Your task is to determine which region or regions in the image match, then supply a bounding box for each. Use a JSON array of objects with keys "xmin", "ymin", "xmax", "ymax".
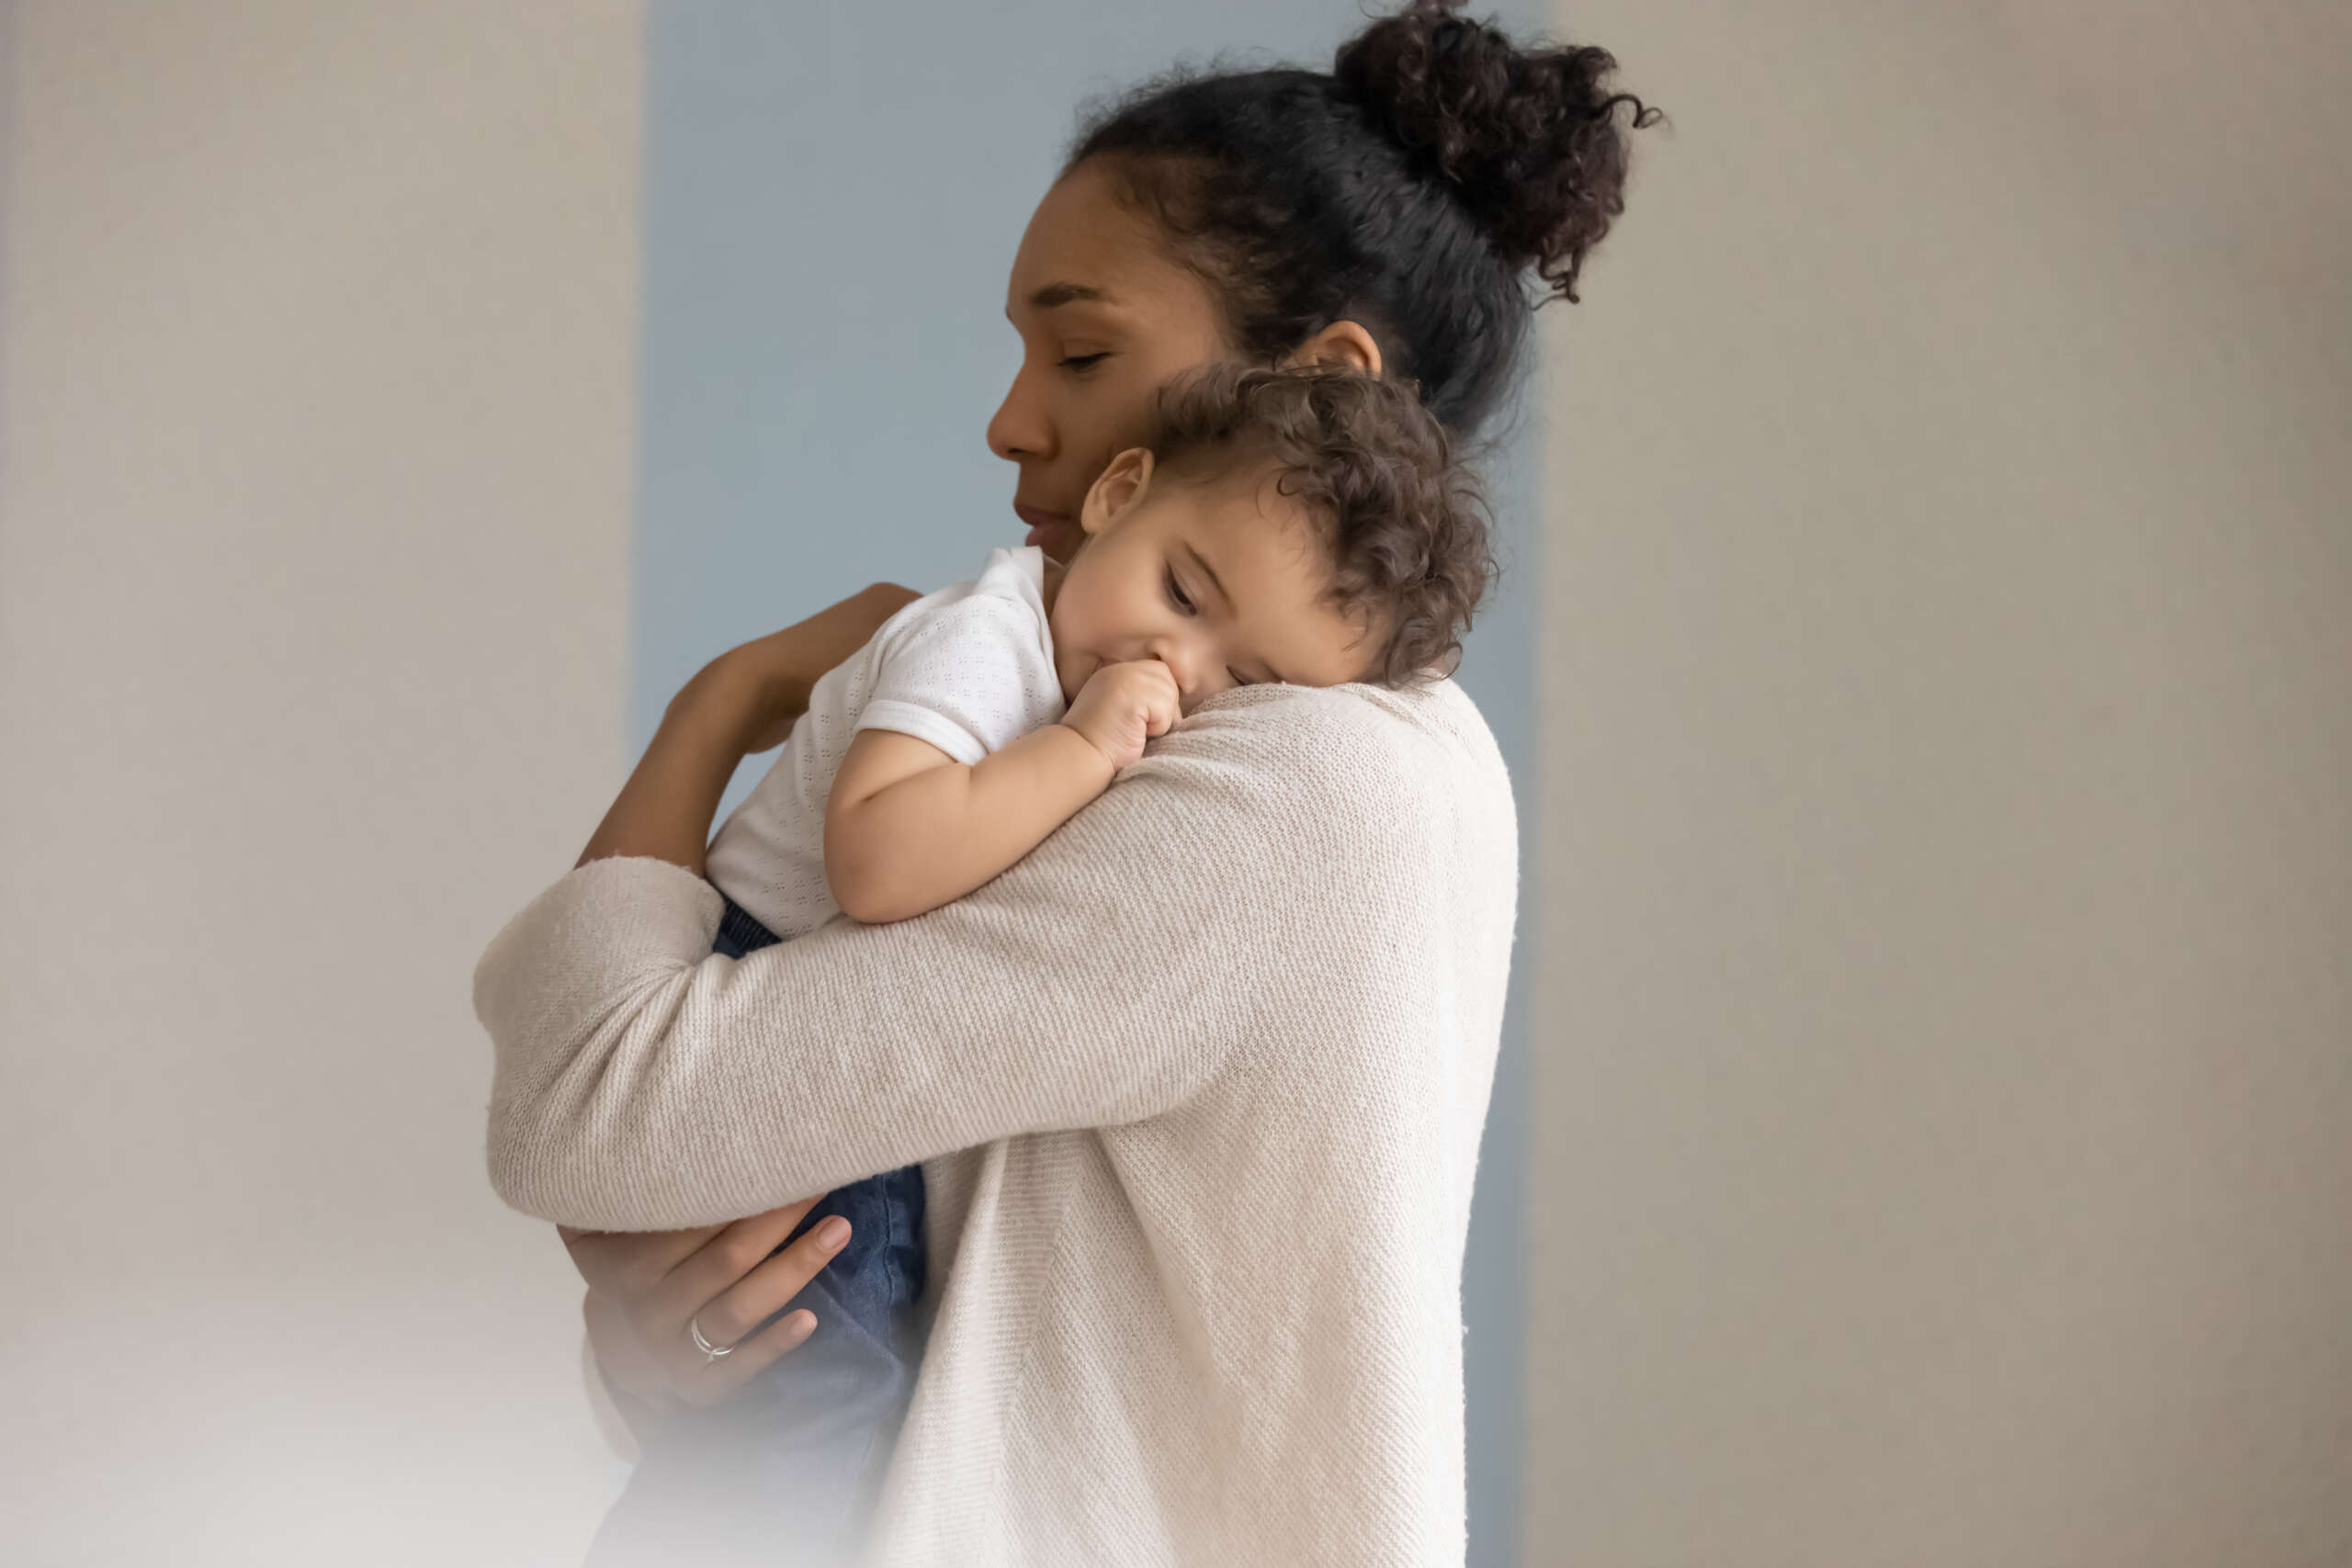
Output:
[{"xmin": 561, "ymin": 1197, "xmax": 854, "ymax": 1421}]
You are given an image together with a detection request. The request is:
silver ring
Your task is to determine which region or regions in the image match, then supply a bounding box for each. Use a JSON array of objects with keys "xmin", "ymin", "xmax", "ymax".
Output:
[{"xmin": 687, "ymin": 1314, "xmax": 735, "ymax": 1364}]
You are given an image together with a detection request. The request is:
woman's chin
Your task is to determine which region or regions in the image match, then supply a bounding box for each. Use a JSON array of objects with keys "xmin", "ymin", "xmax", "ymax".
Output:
[{"xmin": 1029, "ymin": 522, "xmax": 1086, "ymax": 566}]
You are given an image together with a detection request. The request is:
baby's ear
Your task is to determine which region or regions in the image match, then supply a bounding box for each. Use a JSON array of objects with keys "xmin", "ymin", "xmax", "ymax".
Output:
[{"xmin": 1080, "ymin": 446, "xmax": 1156, "ymax": 535}]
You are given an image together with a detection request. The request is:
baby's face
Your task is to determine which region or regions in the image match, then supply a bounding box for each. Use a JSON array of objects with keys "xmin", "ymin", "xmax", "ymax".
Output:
[{"xmin": 1045, "ymin": 449, "xmax": 1377, "ymax": 715}]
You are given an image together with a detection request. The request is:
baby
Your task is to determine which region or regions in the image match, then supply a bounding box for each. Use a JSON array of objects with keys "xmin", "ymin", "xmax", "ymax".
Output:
[{"xmin": 669, "ymin": 362, "xmax": 1493, "ymax": 1548}]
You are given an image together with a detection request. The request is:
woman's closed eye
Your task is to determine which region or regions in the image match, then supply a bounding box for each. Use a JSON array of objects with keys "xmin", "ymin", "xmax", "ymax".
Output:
[{"xmin": 1058, "ymin": 353, "xmax": 1107, "ymax": 372}]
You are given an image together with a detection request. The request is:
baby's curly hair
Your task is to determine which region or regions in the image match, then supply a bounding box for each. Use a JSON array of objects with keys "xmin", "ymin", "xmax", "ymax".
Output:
[{"xmin": 1148, "ymin": 364, "xmax": 1496, "ymax": 687}]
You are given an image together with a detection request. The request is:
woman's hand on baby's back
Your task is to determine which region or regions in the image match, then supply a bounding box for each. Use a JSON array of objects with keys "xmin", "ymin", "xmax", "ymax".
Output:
[
  {"xmin": 562, "ymin": 1195, "xmax": 854, "ymax": 1417},
  {"xmin": 1059, "ymin": 659, "xmax": 1181, "ymax": 773}
]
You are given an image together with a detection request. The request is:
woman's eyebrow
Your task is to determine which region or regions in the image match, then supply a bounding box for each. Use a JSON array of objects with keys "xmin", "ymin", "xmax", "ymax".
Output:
[{"xmin": 1028, "ymin": 281, "xmax": 1112, "ymax": 310}]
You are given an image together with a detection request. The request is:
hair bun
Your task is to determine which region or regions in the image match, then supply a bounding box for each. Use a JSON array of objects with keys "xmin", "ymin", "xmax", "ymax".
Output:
[{"xmin": 1336, "ymin": 0, "xmax": 1662, "ymax": 302}]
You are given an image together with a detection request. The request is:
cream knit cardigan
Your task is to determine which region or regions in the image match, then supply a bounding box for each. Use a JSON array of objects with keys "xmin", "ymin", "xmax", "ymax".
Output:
[{"xmin": 473, "ymin": 678, "xmax": 1518, "ymax": 1567}]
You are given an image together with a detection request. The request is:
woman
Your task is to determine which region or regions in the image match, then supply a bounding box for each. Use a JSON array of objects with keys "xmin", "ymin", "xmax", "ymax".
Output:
[{"xmin": 481, "ymin": 4, "xmax": 1659, "ymax": 1562}]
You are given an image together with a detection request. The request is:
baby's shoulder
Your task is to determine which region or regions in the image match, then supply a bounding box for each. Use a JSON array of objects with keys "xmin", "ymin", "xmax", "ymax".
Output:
[
  {"xmin": 891, "ymin": 547, "xmax": 1046, "ymax": 631},
  {"xmin": 965, "ymin": 545, "xmax": 1050, "ymax": 618},
  {"xmin": 876, "ymin": 573, "xmax": 1045, "ymax": 660}
]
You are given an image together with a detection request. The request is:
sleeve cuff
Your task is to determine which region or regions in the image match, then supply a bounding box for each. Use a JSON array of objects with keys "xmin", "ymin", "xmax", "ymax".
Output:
[
  {"xmin": 559, "ymin": 852, "xmax": 728, "ymax": 946},
  {"xmin": 475, "ymin": 852, "xmax": 726, "ymax": 1014},
  {"xmin": 854, "ymin": 699, "xmax": 988, "ymax": 766}
]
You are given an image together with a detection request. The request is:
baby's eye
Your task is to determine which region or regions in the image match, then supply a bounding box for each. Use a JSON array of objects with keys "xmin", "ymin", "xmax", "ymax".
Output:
[{"xmin": 1163, "ymin": 568, "xmax": 1195, "ymax": 615}]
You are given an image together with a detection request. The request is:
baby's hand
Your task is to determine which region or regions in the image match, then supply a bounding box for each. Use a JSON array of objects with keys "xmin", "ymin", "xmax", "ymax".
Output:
[{"xmin": 1060, "ymin": 660, "xmax": 1181, "ymax": 773}]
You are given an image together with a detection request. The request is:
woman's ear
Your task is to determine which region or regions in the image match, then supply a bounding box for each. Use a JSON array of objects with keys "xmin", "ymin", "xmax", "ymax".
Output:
[
  {"xmin": 1285, "ymin": 320, "xmax": 1384, "ymax": 378},
  {"xmin": 1079, "ymin": 447, "xmax": 1156, "ymax": 536}
]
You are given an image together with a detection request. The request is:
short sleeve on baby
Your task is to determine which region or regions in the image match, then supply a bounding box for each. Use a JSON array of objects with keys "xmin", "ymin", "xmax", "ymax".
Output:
[{"xmin": 854, "ymin": 551, "xmax": 1065, "ymax": 765}]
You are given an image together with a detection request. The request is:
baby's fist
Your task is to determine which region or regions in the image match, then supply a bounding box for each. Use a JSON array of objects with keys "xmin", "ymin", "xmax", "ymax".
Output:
[{"xmin": 1061, "ymin": 659, "xmax": 1181, "ymax": 773}]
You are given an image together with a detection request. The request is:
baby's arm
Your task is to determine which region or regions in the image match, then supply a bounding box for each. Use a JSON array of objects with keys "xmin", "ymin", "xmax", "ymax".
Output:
[{"xmin": 825, "ymin": 659, "xmax": 1178, "ymax": 924}]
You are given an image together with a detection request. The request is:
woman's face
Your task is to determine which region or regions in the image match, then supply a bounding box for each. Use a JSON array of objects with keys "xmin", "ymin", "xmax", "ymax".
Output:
[{"xmin": 989, "ymin": 161, "xmax": 1232, "ymax": 567}]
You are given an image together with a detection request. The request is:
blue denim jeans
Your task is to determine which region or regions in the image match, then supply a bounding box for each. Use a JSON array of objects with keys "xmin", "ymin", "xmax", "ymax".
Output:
[{"xmin": 582, "ymin": 895, "xmax": 927, "ymax": 1568}]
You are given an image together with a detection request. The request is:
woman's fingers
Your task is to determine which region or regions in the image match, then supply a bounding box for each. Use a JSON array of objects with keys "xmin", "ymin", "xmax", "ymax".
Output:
[
  {"xmin": 564, "ymin": 1196, "xmax": 844, "ymax": 1410},
  {"xmin": 564, "ymin": 1191, "xmax": 822, "ymax": 1306},
  {"xmin": 687, "ymin": 1208, "xmax": 854, "ymax": 1348},
  {"xmin": 678, "ymin": 1308, "xmax": 819, "ymax": 1407},
  {"xmin": 659, "ymin": 1196, "xmax": 825, "ymax": 1312},
  {"xmin": 656, "ymin": 1213, "xmax": 851, "ymax": 1405},
  {"xmin": 613, "ymin": 1195, "xmax": 844, "ymax": 1399},
  {"xmin": 563, "ymin": 1222, "xmax": 726, "ymax": 1298}
]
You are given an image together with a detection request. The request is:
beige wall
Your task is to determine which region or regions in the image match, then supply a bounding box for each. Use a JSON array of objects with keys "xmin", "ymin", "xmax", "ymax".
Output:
[
  {"xmin": 8, "ymin": 1, "xmax": 2349, "ymax": 1563},
  {"xmin": 0, "ymin": 3, "xmax": 640, "ymax": 1562},
  {"xmin": 1529, "ymin": 2, "xmax": 2351, "ymax": 1564}
]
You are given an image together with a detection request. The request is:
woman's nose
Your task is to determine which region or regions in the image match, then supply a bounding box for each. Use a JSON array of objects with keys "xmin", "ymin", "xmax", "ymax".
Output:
[{"xmin": 986, "ymin": 366, "xmax": 1052, "ymax": 462}]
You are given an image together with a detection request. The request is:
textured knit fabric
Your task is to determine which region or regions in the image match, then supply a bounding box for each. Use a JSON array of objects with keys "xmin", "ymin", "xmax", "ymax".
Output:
[
  {"xmin": 474, "ymin": 677, "xmax": 1518, "ymax": 1568},
  {"xmin": 704, "ymin": 545, "xmax": 1065, "ymax": 939}
]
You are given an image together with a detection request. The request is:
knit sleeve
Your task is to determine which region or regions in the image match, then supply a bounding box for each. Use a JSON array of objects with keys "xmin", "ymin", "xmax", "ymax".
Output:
[{"xmin": 473, "ymin": 689, "xmax": 1366, "ymax": 1230}]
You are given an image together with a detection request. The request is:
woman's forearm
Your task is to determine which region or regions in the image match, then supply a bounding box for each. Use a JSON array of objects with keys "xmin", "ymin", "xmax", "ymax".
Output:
[
  {"xmin": 474, "ymin": 720, "xmax": 1291, "ymax": 1228},
  {"xmin": 575, "ymin": 664, "xmax": 765, "ymax": 874},
  {"xmin": 571, "ymin": 583, "xmax": 920, "ymax": 874}
]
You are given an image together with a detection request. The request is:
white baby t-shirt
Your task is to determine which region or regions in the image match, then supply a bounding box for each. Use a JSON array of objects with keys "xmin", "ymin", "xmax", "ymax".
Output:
[{"xmin": 703, "ymin": 546, "xmax": 1067, "ymax": 941}]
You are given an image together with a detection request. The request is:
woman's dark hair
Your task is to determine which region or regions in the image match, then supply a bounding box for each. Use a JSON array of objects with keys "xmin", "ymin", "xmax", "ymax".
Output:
[
  {"xmin": 1069, "ymin": 0, "xmax": 1664, "ymax": 438},
  {"xmin": 1149, "ymin": 363, "xmax": 1495, "ymax": 687}
]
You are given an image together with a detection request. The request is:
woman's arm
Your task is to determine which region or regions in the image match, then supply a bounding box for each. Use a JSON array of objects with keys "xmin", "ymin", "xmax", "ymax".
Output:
[
  {"xmin": 574, "ymin": 581, "xmax": 922, "ymax": 873},
  {"xmin": 541, "ymin": 581, "xmax": 916, "ymax": 1414},
  {"xmin": 476, "ymin": 686, "xmax": 1368, "ymax": 1232}
]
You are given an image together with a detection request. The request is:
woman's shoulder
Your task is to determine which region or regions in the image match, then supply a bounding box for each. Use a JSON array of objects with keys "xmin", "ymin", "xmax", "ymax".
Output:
[
  {"xmin": 1136, "ymin": 677, "xmax": 1514, "ymax": 836},
  {"xmin": 1193, "ymin": 674, "xmax": 1505, "ymax": 766}
]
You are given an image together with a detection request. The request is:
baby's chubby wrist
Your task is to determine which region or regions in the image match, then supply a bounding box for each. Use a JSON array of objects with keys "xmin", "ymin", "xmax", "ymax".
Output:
[
  {"xmin": 1056, "ymin": 659, "xmax": 1181, "ymax": 774},
  {"xmin": 1048, "ymin": 718, "xmax": 1127, "ymax": 783}
]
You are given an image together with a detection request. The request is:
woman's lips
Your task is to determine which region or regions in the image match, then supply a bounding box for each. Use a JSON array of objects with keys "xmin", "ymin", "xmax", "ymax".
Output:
[{"xmin": 1014, "ymin": 503, "xmax": 1074, "ymax": 554}]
